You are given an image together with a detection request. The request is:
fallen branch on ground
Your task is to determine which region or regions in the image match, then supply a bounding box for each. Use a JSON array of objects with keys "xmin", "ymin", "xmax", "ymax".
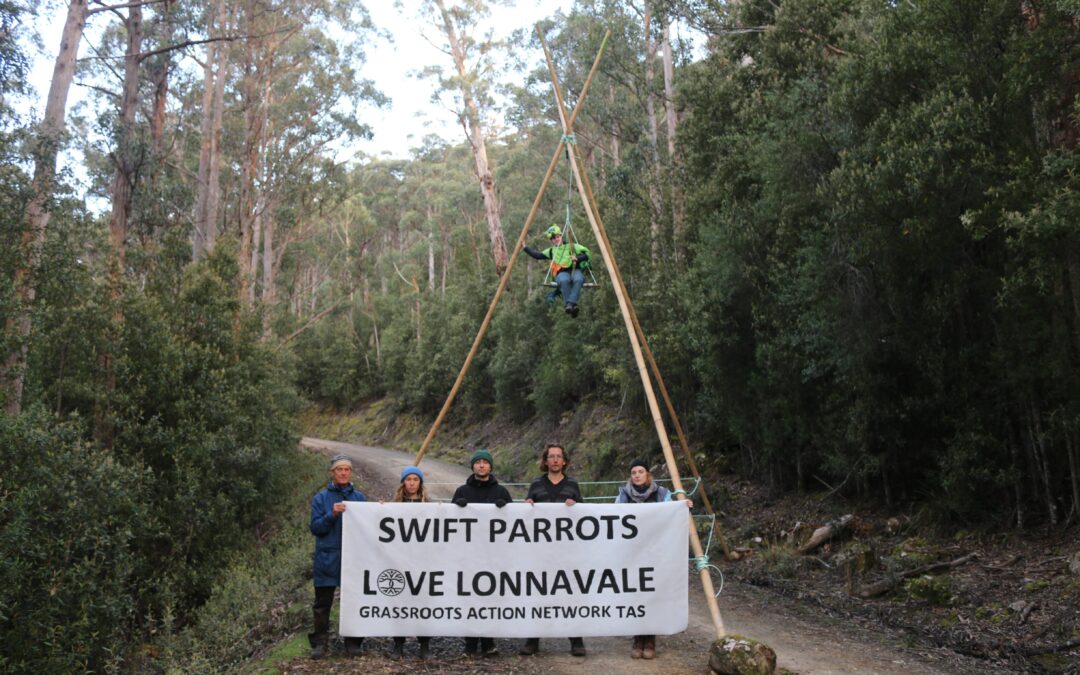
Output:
[
  {"xmin": 856, "ymin": 551, "xmax": 978, "ymax": 599},
  {"xmin": 1023, "ymin": 636, "xmax": 1080, "ymax": 655}
]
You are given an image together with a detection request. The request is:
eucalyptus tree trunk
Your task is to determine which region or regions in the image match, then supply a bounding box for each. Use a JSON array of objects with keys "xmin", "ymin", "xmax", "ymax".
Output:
[
  {"xmin": 193, "ymin": 0, "xmax": 230, "ymax": 260},
  {"xmin": 97, "ymin": 0, "xmax": 145, "ymax": 448},
  {"xmin": 608, "ymin": 83, "xmax": 621, "ymax": 168},
  {"xmin": 643, "ymin": 5, "xmax": 663, "ymax": 260},
  {"xmin": 237, "ymin": 0, "xmax": 262, "ymax": 306},
  {"xmin": 431, "ymin": 0, "xmax": 509, "ymax": 275},
  {"xmin": 427, "ymin": 228, "xmax": 436, "ymax": 293},
  {"xmin": 3, "ymin": 0, "xmax": 88, "ymax": 415},
  {"xmin": 660, "ymin": 19, "xmax": 685, "ymax": 268},
  {"xmin": 108, "ymin": 1, "xmax": 144, "ymax": 282}
]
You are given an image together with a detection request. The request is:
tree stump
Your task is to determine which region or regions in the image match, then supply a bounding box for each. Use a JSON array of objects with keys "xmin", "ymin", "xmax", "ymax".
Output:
[{"xmin": 709, "ymin": 635, "xmax": 777, "ymax": 675}]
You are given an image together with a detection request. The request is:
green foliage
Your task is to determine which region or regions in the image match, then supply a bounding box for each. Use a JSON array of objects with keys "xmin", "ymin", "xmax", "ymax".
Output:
[
  {"xmin": 2, "ymin": 245, "xmax": 300, "ymax": 672},
  {"xmin": 902, "ymin": 575, "xmax": 953, "ymax": 606},
  {"xmin": 154, "ymin": 451, "xmax": 326, "ymax": 673},
  {"xmin": 0, "ymin": 411, "xmax": 146, "ymax": 673},
  {"xmin": 677, "ymin": 0, "xmax": 1080, "ymax": 518}
]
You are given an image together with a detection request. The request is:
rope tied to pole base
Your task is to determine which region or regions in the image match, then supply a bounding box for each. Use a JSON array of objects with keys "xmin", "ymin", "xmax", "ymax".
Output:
[{"xmin": 692, "ymin": 555, "xmax": 725, "ymax": 597}]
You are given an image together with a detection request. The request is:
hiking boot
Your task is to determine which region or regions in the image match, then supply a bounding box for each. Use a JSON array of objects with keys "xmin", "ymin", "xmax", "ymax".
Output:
[
  {"xmin": 565, "ymin": 302, "xmax": 574, "ymax": 315},
  {"xmin": 308, "ymin": 633, "xmax": 329, "ymax": 660},
  {"xmin": 391, "ymin": 638, "xmax": 404, "ymax": 660},
  {"xmin": 519, "ymin": 638, "xmax": 539, "ymax": 655},
  {"xmin": 642, "ymin": 635, "xmax": 656, "ymax": 659},
  {"xmin": 345, "ymin": 637, "xmax": 364, "ymax": 656},
  {"xmin": 481, "ymin": 638, "xmax": 499, "ymax": 657},
  {"xmin": 569, "ymin": 303, "xmax": 579, "ymax": 318},
  {"xmin": 631, "ymin": 636, "xmax": 643, "ymax": 659},
  {"xmin": 418, "ymin": 637, "xmax": 430, "ymax": 660},
  {"xmin": 570, "ymin": 637, "xmax": 586, "ymax": 657}
]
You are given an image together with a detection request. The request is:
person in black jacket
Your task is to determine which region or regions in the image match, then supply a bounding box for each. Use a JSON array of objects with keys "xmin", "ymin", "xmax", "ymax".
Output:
[
  {"xmin": 520, "ymin": 443, "xmax": 586, "ymax": 657},
  {"xmin": 451, "ymin": 449, "xmax": 511, "ymax": 657}
]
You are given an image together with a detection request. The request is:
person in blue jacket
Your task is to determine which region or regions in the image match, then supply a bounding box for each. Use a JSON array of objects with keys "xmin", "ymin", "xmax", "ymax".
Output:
[{"xmin": 309, "ymin": 453, "xmax": 367, "ymax": 659}]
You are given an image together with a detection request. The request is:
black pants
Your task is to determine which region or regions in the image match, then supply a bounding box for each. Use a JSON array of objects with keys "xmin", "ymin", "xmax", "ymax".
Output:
[
  {"xmin": 312, "ymin": 586, "xmax": 336, "ymax": 639},
  {"xmin": 464, "ymin": 637, "xmax": 495, "ymax": 653},
  {"xmin": 311, "ymin": 586, "xmax": 364, "ymax": 650}
]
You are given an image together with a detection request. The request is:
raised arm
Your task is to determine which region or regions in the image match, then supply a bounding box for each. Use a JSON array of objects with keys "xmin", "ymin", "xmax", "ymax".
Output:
[{"xmin": 523, "ymin": 245, "xmax": 548, "ymax": 261}]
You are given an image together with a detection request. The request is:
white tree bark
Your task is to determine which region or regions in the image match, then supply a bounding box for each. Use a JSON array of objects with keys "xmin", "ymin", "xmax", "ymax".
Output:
[
  {"xmin": 660, "ymin": 18, "xmax": 685, "ymax": 266},
  {"xmin": 431, "ymin": 0, "xmax": 509, "ymax": 275},
  {"xmin": 3, "ymin": 0, "xmax": 88, "ymax": 415},
  {"xmin": 644, "ymin": 5, "xmax": 663, "ymax": 260}
]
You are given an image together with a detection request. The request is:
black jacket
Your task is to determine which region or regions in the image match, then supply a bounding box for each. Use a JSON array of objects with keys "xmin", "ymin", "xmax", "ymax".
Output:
[
  {"xmin": 452, "ymin": 474, "xmax": 512, "ymax": 504},
  {"xmin": 526, "ymin": 475, "xmax": 582, "ymax": 503}
]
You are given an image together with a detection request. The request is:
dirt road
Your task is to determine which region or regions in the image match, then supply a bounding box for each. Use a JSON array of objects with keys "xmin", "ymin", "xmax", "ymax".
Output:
[{"xmin": 301, "ymin": 437, "xmax": 996, "ymax": 674}]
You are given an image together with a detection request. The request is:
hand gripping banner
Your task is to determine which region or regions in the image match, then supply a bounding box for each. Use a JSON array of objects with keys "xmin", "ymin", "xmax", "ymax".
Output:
[{"xmin": 340, "ymin": 502, "xmax": 689, "ymax": 638}]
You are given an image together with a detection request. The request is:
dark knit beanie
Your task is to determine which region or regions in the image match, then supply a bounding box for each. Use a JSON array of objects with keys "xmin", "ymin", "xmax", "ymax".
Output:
[{"xmin": 470, "ymin": 449, "xmax": 494, "ymax": 468}]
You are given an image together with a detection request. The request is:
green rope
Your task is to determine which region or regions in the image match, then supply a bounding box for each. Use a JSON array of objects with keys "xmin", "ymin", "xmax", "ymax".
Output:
[
  {"xmin": 691, "ymin": 554, "xmax": 725, "ymax": 597},
  {"xmin": 671, "ymin": 489, "xmax": 687, "ymax": 498},
  {"xmin": 561, "ymin": 133, "xmax": 576, "ymax": 145}
]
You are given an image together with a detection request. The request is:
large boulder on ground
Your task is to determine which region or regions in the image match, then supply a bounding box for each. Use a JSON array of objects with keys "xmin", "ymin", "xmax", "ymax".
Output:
[{"xmin": 709, "ymin": 634, "xmax": 777, "ymax": 675}]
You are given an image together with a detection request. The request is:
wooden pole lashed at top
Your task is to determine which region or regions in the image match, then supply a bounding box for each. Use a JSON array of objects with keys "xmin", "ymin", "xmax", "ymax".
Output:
[
  {"xmin": 537, "ymin": 29, "xmax": 726, "ymax": 640},
  {"xmin": 562, "ymin": 109, "xmax": 730, "ymax": 557},
  {"xmin": 412, "ymin": 31, "xmax": 611, "ymax": 467}
]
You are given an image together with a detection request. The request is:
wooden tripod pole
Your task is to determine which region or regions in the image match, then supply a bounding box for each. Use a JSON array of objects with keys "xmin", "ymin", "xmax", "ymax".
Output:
[
  {"xmin": 538, "ymin": 28, "xmax": 726, "ymax": 640},
  {"xmin": 563, "ymin": 128, "xmax": 731, "ymax": 557},
  {"xmin": 412, "ymin": 31, "xmax": 611, "ymax": 467},
  {"xmin": 573, "ymin": 159, "xmax": 731, "ymax": 558}
]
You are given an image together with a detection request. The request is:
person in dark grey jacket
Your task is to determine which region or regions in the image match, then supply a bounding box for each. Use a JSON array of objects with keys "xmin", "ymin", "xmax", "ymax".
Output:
[
  {"xmin": 520, "ymin": 443, "xmax": 586, "ymax": 657},
  {"xmin": 451, "ymin": 449, "xmax": 511, "ymax": 656},
  {"xmin": 309, "ymin": 453, "xmax": 367, "ymax": 659}
]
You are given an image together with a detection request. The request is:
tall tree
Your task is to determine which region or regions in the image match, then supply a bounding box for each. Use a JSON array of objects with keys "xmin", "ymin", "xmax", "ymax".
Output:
[
  {"xmin": 3, "ymin": 0, "xmax": 89, "ymax": 415},
  {"xmin": 426, "ymin": 0, "xmax": 510, "ymax": 275},
  {"xmin": 193, "ymin": 0, "xmax": 230, "ymax": 260}
]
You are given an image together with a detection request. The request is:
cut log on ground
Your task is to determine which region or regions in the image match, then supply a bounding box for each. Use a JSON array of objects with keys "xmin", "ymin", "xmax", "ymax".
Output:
[
  {"xmin": 797, "ymin": 514, "xmax": 853, "ymax": 554},
  {"xmin": 856, "ymin": 551, "xmax": 978, "ymax": 599}
]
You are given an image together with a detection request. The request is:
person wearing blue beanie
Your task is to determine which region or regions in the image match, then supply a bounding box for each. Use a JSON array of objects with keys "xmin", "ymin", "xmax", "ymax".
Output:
[{"xmin": 390, "ymin": 465, "xmax": 430, "ymax": 659}]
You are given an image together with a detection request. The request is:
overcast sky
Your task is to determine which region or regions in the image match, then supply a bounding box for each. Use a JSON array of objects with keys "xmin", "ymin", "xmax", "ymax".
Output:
[
  {"xmin": 350, "ymin": 0, "xmax": 572, "ymax": 159},
  {"xmin": 26, "ymin": 0, "xmax": 572, "ymax": 166}
]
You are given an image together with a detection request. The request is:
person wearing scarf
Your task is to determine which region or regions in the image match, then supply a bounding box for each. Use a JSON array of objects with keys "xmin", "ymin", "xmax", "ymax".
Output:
[{"xmin": 614, "ymin": 459, "xmax": 692, "ymax": 659}]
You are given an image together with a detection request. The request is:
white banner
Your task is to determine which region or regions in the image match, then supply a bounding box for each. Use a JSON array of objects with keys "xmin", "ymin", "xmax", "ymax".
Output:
[{"xmin": 340, "ymin": 502, "xmax": 688, "ymax": 638}]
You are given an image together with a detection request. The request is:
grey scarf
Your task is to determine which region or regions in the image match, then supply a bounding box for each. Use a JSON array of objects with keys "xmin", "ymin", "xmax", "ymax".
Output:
[{"xmin": 622, "ymin": 480, "xmax": 660, "ymax": 503}]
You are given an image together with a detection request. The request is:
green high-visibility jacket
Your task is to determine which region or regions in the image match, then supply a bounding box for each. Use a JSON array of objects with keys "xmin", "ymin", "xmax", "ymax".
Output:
[{"xmin": 524, "ymin": 243, "xmax": 591, "ymax": 275}]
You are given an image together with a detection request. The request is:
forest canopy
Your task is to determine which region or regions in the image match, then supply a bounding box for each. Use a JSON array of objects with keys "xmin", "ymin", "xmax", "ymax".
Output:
[{"xmin": 1, "ymin": 0, "xmax": 1079, "ymax": 670}]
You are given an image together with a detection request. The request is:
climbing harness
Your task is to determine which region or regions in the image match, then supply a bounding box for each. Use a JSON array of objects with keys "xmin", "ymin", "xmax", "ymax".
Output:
[{"xmin": 542, "ymin": 133, "xmax": 598, "ymax": 291}]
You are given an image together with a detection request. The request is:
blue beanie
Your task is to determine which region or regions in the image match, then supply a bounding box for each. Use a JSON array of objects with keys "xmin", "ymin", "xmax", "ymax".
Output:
[{"xmin": 400, "ymin": 465, "xmax": 424, "ymax": 483}]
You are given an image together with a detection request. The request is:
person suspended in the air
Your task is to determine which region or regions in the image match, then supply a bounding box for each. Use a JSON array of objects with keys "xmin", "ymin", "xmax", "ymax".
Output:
[{"xmin": 522, "ymin": 224, "xmax": 591, "ymax": 317}]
